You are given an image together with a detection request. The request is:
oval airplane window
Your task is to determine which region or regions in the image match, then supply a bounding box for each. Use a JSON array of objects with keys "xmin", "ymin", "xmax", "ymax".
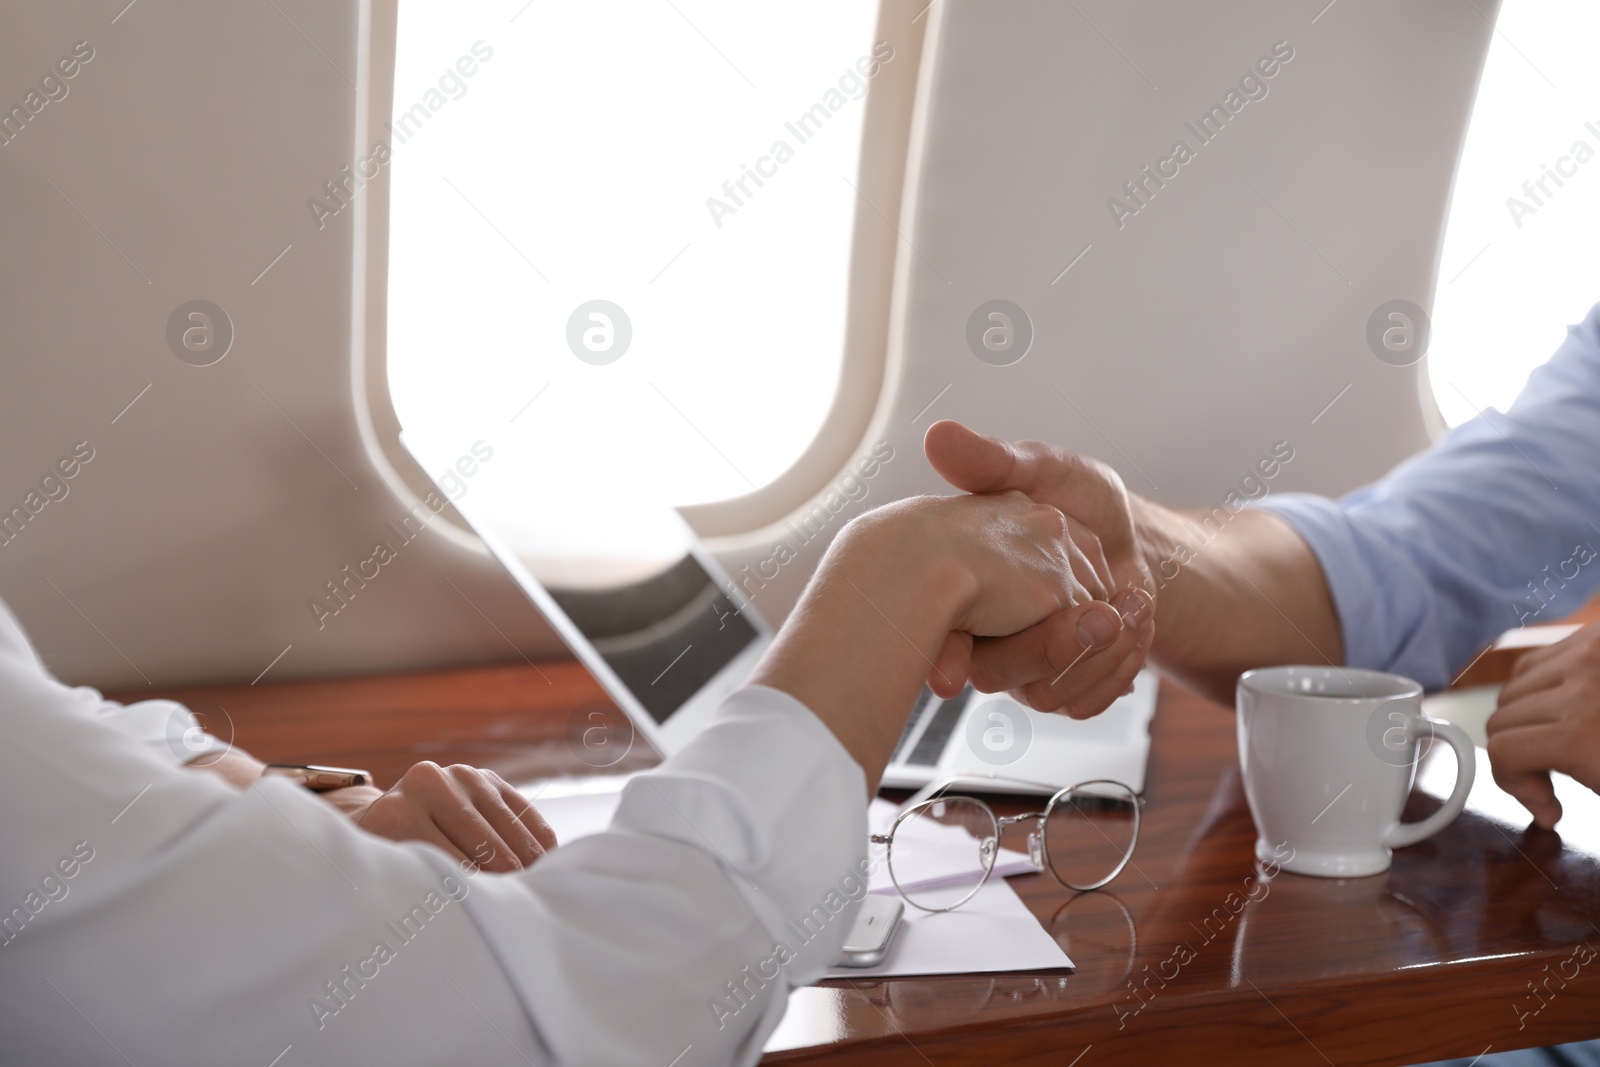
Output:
[
  {"xmin": 1429, "ymin": 0, "xmax": 1600, "ymax": 428},
  {"xmin": 385, "ymin": 2, "xmax": 883, "ymax": 563}
]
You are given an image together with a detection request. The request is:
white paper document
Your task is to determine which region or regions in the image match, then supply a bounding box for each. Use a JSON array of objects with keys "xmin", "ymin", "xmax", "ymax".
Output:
[
  {"xmin": 823, "ymin": 876, "xmax": 1071, "ymax": 978},
  {"xmin": 527, "ymin": 785, "xmax": 624, "ymax": 842},
  {"xmin": 527, "ymin": 787, "xmax": 1073, "ymax": 979}
]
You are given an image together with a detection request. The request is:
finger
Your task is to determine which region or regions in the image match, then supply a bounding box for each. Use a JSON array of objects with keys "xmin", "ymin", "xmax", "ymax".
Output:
[
  {"xmin": 1056, "ymin": 619, "xmax": 1150, "ymax": 718},
  {"xmin": 970, "ymin": 602, "xmax": 1119, "ymax": 692},
  {"xmin": 929, "ymin": 631, "xmax": 972, "ymax": 699},
  {"xmin": 1012, "ymin": 594, "xmax": 1153, "ymax": 716},
  {"xmin": 414, "ymin": 770, "xmax": 521, "ymax": 872},
  {"xmin": 356, "ymin": 777, "xmax": 478, "ymax": 864},
  {"xmin": 1498, "ymin": 646, "xmax": 1573, "ymax": 706},
  {"xmin": 970, "ymin": 589, "xmax": 1151, "ymax": 699},
  {"xmin": 1065, "ymin": 538, "xmax": 1108, "ymax": 601},
  {"xmin": 408, "ymin": 820, "xmax": 474, "ymax": 866},
  {"xmin": 924, "ymin": 420, "xmax": 1021, "ymax": 495},
  {"xmin": 1487, "ymin": 688, "xmax": 1567, "ymax": 735},
  {"xmin": 449, "ymin": 766, "xmax": 545, "ymax": 867},
  {"xmin": 924, "ymin": 421, "xmax": 1143, "ymax": 578},
  {"xmin": 432, "ymin": 806, "xmax": 520, "ymax": 872},
  {"xmin": 1066, "ymin": 518, "xmax": 1114, "ymax": 598},
  {"xmin": 1116, "ymin": 586, "xmax": 1155, "ymax": 636},
  {"xmin": 966, "ymin": 585, "xmax": 1145, "ymax": 694},
  {"xmin": 1496, "ymin": 767, "xmax": 1562, "ymax": 832},
  {"xmin": 1487, "ymin": 726, "xmax": 1565, "ymax": 830},
  {"xmin": 490, "ymin": 773, "xmax": 559, "ymax": 853},
  {"xmin": 1507, "ymin": 621, "xmax": 1600, "ymax": 687}
]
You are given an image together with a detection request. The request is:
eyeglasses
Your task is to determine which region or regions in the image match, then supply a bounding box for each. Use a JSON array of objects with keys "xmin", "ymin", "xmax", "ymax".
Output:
[{"xmin": 869, "ymin": 778, "xmax": 1142, "ymax": 913}]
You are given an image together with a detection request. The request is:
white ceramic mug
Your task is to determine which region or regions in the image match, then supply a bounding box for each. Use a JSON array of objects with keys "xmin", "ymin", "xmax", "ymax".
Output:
[{"xmin": 1236, "ymin": 666, "xmax": 1475, "ymax": 878}]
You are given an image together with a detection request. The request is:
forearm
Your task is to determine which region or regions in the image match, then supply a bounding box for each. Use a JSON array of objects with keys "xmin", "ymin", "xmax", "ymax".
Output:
[
  {"xmin": 747, "ymin": 518, "xmax": 966, "ymax": 794},
  {"xmin": 1136, "ymin": 500, "xmax": 1342, "ymax": 703}
]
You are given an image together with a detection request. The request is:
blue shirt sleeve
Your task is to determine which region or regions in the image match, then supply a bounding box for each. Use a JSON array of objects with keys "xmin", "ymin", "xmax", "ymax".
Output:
[{"xmin": 1256, "ymin": 301, "xmax": 1600, "ymax": 690}]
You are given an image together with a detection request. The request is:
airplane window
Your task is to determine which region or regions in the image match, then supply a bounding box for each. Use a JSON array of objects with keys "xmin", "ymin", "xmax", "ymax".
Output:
[
  {"xmin": 1429, "ymin": 0, "xmax": 1600, "ymax": 427},
  {"xmin": 385, "ymin": 2, "xmax": 882, "ymax": 559}
]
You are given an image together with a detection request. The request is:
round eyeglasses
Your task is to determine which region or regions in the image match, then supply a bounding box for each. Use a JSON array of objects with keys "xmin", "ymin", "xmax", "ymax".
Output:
[{"xmin": 869, "ymin": 779, "xmax": 1141, "ymax": 912}]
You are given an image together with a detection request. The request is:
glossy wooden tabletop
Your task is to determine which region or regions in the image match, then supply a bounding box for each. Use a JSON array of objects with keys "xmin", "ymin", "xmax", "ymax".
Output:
[{"xmin": 131, "ymin": 662, "xmax": 1600, "ymax": 1066}]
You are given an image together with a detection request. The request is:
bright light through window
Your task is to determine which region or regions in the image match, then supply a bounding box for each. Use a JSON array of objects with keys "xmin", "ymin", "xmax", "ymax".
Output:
[
  {"xmin": 1430, "ymin": 0, "xmax": 1600, "ymax": 427},
  {"xmin": 386, "ymin": 1, "xmax": 882, "ymax": 565}
]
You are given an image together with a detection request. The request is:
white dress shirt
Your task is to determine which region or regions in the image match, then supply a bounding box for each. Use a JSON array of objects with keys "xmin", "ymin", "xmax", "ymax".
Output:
[{"xmin": 0, "ymin": 600, "xmax": 868, "ymax": 1066}]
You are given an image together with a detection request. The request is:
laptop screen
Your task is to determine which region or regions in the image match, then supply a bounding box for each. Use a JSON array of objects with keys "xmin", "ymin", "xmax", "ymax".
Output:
[{"xmin": 547, "ymin": 554, "xmax": 759, "ymax": 725}]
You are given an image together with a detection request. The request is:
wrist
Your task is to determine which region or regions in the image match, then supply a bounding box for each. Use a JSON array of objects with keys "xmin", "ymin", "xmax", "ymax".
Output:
[
  {"xmin": 1130, "ymin": 495, "xmax": 1193, "ymax": 619},
  {"xmin": 832, "ymin": 499, "xmax": 978, "ymax": 639},
  {"xmin": 1128, "ymin": 494, "xmax": 1172, "ymax": 577},
  {"xmin": 321, "ymin": 784, "xmax": 384, "ymax": 822},
  {"xmin": 748, "ymin": 509, "xmax": 961, "ymax": 792}
]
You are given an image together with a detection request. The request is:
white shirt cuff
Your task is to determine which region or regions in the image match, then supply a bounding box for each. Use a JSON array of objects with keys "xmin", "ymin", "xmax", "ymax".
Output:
[{"xmin": 94, "ymin": 695, "xmax": 228, "ymax": 766}]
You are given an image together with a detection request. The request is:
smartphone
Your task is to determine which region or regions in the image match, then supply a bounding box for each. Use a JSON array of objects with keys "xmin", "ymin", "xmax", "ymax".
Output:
[
  {"xmin": 833, "ymin": 895, "xmax": 904, "ymax": 968},
  {"xmin": 261, "ymin": 764, "xmax": 372, "ymax": 792}
]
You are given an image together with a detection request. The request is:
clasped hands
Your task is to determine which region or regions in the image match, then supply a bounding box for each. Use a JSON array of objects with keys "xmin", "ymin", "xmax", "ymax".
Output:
[
  {"xmin": 919, "ymin": 420, "xmax": 1600, "ymax": 835},
  {"xmin": 918, "ymin": 418, "xmax": 1600, "ymax": 835},
  {"xmin": 912, "ymin": 419, "xmax": 1155, "ymax": 718}
]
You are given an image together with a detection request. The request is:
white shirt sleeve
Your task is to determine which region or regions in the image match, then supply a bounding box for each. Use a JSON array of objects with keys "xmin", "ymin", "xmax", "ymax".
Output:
[
  {"xmin": 0, "ymin": 603, "xmax": 224, "ymax": 767},
  {"xmin": 0, "ymin": 600, "xmax": 868, "ymax": 1067}
]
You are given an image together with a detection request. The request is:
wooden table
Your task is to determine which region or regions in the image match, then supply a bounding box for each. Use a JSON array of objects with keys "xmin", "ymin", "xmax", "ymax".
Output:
[{"xmin": 128, "ymin": 663, "xmax": 1600, "ymax": 1066}]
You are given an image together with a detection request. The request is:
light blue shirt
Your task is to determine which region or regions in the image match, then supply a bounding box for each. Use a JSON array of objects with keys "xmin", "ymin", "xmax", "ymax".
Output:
[{"xmin": 1257, "ymin": 301, "xmax": 1600, "ymax": 691}]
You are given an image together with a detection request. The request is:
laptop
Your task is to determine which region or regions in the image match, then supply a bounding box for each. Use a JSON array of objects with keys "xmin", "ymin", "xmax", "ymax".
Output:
[
  {"xmin": 407, "ymin": 436, "xmax": 1158, "ymax": 797},
  {"xmin": 880, "ymin": 671, "xmax": 1158, "ymax": 795}
]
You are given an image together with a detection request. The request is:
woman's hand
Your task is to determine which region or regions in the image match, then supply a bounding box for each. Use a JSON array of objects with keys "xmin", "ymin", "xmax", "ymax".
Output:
[
  {"xmin": 747, "ymin": 488, "xmax": 1115, "ymax": 792},
  {"xmin": 840, "ymin": 490, "xmax": 1103, "ymax": 642},
  {"xmin": 923, "ymin": 420, "xmax": 1155, "ymax": 715},
  {"xmin": 326, "ymin": 762, "xmax": 558, "ymax": 872}
]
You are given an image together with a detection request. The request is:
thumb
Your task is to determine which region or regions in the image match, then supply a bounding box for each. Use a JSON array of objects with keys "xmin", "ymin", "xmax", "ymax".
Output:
[
  {"xmin": 924, "ymin": 420, "xmax": 1016, "ymax": 495},
  {"xmin": 1506, "ymin": 770, "xmax": 1563, "ymax": 831},
  {"xmin": 929, "ymin": 631, "xmax": 972, "ymax": 699},
  {"xmin": 925, "ymin": 420, "xmax": 1144, "ymax": 580}
]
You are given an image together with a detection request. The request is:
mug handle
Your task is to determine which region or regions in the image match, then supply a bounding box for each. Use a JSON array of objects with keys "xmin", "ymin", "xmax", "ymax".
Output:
[{"xmin": 1382, "ymin": 716, "xmax": 1477, "ymax": 850}]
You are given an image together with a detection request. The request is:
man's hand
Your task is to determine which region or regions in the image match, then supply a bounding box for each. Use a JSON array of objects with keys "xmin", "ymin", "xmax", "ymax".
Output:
[
  {"xmin": 923, "ymin": 420, "xmax": 1154, "ymax": 716},
  {"xmin": 1487, "ymin": 622, "xmax": 1600, "ymax": 830},
  {"xmin": 327, "ymin": 762, "xmax": 558, "ymax": 872}
]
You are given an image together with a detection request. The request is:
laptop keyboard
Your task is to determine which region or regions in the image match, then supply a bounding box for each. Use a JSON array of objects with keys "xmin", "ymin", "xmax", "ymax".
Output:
[
  {"xmin": 905, "ymin": 687, "xmax": 972, "ymax": 766},
  {"xmin": 890, "ymin": 686, "xmax": 936, "ymax": 763}
]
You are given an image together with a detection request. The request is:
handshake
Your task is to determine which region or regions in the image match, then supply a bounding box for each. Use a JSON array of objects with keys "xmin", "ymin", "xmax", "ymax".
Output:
[
  {"xmin": 903, "ymin": 419, "xmax": 1156, "ymax": 716},
  {"xmin": 760, "ymin": 413, "xmax": 1600, "ymax": 835},
  {"xmin": 748, "ymin": 419, "xmax": 1160, "ymax": 792}
]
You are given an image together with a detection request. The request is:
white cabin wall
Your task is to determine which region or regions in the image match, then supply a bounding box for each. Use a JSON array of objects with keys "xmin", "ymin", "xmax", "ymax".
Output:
[
  {"xmin": 0, "ymin": 0, "xmax": 559, "ymax": 688},
  {"xmin": 0, "ymin": 0, "xmax": 1498, "ymax": 684},
  {"xmin": 704, "ymin": 0, "xmax": 1495, "ymax": 628}
]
